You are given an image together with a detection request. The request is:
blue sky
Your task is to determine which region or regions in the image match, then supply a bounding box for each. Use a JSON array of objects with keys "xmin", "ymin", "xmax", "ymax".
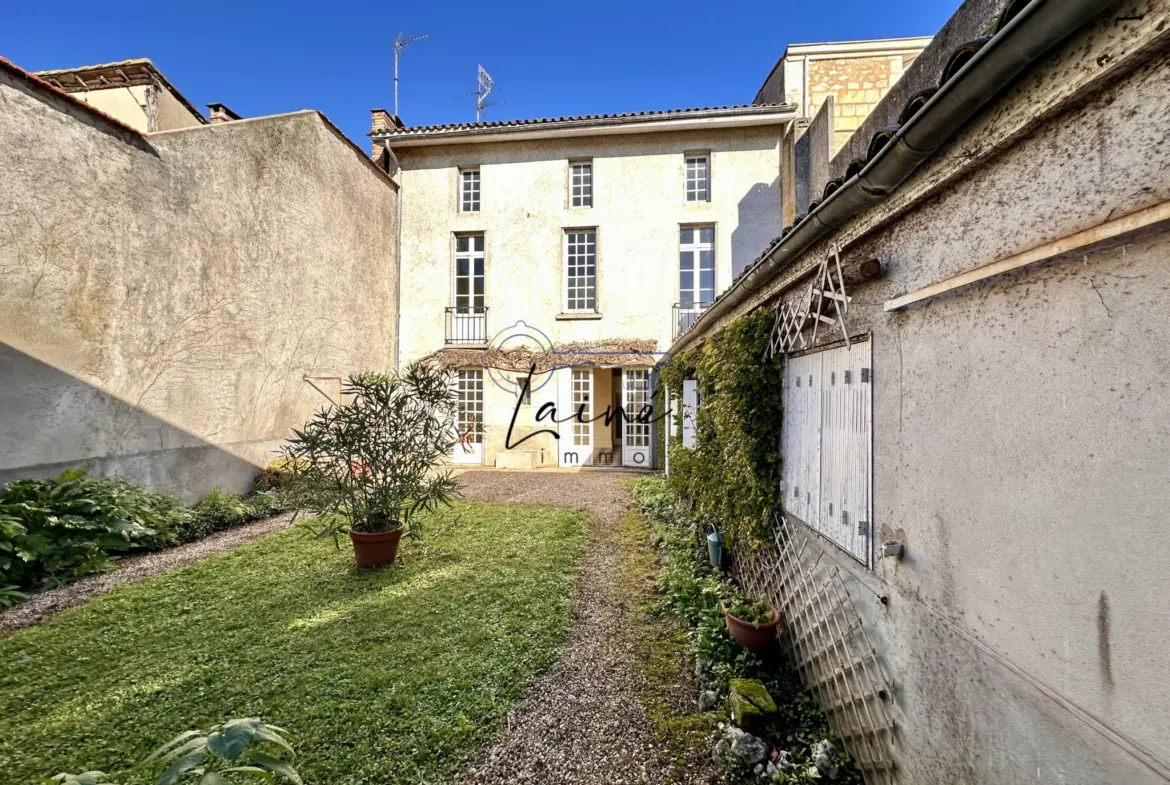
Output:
[{"xmin": 4, "ymin": 0, "xmax": 957, "ymax": 148}]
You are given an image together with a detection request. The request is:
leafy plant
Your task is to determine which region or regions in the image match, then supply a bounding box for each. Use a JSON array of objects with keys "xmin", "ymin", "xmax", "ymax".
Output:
[
  {"xmin": 631, "ymin": 477, "xmax": 862, "ymax": 784},
  {"xmin": 723, "ymin": 596, "xmax": 775, "ymax": 628},
  {"xmin": 0, "ymin": 469, "xmax": 155, "ymax": 590},
  {"xmin": 658, "ymin": 308, "xmax": 783, "ymax": 546},
  {"xmin": 283, "ymin": 361, "xmax": 462, "ymax": 540},
  {"xmin": 146, "ymin": 718, "xmax": 301, "ymax": 785},
  {"xmin": 0, "ymin": 584, "xmax": 28, "ymax": 608}
]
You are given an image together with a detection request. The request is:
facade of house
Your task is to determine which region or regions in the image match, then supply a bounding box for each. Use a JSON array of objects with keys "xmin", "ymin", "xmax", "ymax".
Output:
[
  {"xmin": 670, "ymin": 0, "xmax": 1170, "ymax": 783},
  {"xmin": 34, "ymin": 58, "xmax": 207, "ymax": 132},
  {"xmin": 377, "ymin": 105, "xmax": 796, "ymax": 469}
]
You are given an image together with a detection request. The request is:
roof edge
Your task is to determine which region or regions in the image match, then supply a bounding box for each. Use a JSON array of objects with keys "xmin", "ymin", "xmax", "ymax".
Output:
[
  {"xmin": 0, "ymin": 56, "xmax": 149, "ymax": 143},
  {"xmin": 376, "ymin": 103, "xmax": 797, "ymax": 147}
]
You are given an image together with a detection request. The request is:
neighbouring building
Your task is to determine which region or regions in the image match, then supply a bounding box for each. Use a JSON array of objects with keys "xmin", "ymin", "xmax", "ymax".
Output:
[
  {"xmin": 0, "ymin": 58, "xmax": 399, "ymax": 499},
  {"xmin": 34, "ymin": 58, "xmax": 207, "ymax": 133},
  {"xmin": 755, "ymin": 37, "xmax": 931, "ymax": 152},
  {"xmin": 374, "ymin": 104, "xmax": 797, "ymax": 470},
  {"xmin": 670, "ymin": 0, "xmax": 1170, "ymax": 783}
]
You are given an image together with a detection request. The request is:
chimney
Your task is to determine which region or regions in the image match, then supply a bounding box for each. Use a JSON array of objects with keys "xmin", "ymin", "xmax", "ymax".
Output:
[
  {"xmin": 207, "ymin": 103, "xmax": 242, "ymax": 124},
  {"xmin": 370, "ymin": 108, "xmax": 404, "ymax": 159}
]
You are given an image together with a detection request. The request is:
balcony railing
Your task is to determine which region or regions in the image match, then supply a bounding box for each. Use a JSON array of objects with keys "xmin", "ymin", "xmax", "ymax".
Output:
[
  {"xmin": 673, "ymin": 301, "xmax": 712, "ymax": 339},
  {"xmin": 445, "ymin": 307, "xmax": 488, "ymax": 345}
]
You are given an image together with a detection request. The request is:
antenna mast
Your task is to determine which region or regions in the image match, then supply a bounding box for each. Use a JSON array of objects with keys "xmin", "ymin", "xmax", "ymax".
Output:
[{"xmin": 393, "ymin": 32, "xmax": 429, "ymax": 117}]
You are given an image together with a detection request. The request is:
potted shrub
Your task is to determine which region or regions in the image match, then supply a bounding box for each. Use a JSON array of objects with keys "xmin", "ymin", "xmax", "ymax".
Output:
[
  {"xmin": 722, "ymin": 597, "xmax": 781, "ymax": 651},
  {"xmin": 283, "ymin": 362, "xmax": 461, "ymax": 568}
]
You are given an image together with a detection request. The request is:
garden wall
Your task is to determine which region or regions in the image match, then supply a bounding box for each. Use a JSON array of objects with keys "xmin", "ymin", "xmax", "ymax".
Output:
[
  {"xmin": 674, "ymin": 3, "xmax": 1170, "ymax": 783},
  {"xmin": 0, "ymin": 63, "xmax": 399, "ymax": 499}
]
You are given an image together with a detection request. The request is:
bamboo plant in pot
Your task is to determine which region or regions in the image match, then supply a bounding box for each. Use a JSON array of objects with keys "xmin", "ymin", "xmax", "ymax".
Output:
[{"xmin": 282, "ymin": 362, "xmax": 461, "ymax": 568}]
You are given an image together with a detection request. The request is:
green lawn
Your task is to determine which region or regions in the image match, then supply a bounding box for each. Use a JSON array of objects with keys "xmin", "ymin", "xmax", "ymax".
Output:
[{"xmin": 0, "ymin": 501, "xmax": 587, "ymax": 785}]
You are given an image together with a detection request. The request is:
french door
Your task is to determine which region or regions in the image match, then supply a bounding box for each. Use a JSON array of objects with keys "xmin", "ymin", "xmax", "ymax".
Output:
[
  {"xmin": 453, "ymin": 369, "xmax": 484, "ymax": 464},
  {"xmin": 557, "ymin": 367, "xmax": 592, "ymax": 466},
  {"xmin": 622, "ymin": 369, "xmax": 651, "ymax": 467},
  {"xmin": 453, "ymin": 234, "xmax": 486, "ymax": 343}
]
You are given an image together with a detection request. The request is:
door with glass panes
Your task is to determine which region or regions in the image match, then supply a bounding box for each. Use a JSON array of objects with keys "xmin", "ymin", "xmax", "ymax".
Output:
[
  {"xmin": 678, "ymin": 227, "xmax": 714, "ymax": 335},
  {"xmin": 453, "ymin": 235, "xmax": 485, "ymax": 344}
]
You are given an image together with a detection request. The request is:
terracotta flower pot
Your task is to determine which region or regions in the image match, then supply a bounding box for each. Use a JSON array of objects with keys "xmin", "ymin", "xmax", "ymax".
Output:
[
  {"xmin": 349, "ymin": 527, "xmax": 404, "ymax": 568},
  {"xmin": 722, "ymin": 602, "xmax": 781, "ymax": 651}
]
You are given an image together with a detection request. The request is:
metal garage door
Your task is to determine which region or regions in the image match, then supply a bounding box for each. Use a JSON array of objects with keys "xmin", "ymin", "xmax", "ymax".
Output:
[{"xmin": 781, "ymin": 339, "xmax": 872, "ymax": 566}]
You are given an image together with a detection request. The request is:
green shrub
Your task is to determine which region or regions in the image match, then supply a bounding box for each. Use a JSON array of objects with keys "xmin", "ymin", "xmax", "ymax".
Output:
[
  {"xmin": 658, "ymin": 308, "xmax": 783, "ymax": 547},
  {"xmin": 0, "ymin": 470, "xmax": 155, "ymax": 590},
  {"xmin": 0, "ymin": 470, "xmax": 290, "ymax": 597}
]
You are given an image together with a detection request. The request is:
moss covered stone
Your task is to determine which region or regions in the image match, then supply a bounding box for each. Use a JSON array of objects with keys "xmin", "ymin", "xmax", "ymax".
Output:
[{"xmin": 729, "ymin": 678, "xmax": 778, "ymax": 729}]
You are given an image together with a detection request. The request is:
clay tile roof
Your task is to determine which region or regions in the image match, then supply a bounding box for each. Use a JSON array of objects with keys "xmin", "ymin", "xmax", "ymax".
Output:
[{"xmin": 375, "ymin": 103, "xmax": 794, "ymax": 139}]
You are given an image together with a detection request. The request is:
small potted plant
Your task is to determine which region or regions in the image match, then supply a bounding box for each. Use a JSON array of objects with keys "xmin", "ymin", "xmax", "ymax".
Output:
[
  {"xmin": 283, "ymin": 362, "xmax": 461, "ymax": 568},
  {"xmin": 722, "ymin": 596, "xmax": 781, "ymax": 651}
]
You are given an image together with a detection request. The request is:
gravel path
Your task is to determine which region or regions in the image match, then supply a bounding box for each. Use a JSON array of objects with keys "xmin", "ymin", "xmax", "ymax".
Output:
[
  {"xmin": 0, "ymin": 513, "xmax": 295, "ymax": 637},
  {"xmin": 454, "ymin": 469, "xmax": 718, "ymax": 785}
]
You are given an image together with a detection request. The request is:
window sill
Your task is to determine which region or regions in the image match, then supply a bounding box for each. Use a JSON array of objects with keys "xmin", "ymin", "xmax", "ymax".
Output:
[{"xmin": 556, "ymin": 312, "xmax": 602, "ymax": 321}]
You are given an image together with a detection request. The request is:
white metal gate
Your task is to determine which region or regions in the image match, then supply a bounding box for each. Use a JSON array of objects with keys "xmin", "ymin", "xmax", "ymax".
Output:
[{"xmin": 781, "ymin": 339, "xmax": 872, "ymax": 565}]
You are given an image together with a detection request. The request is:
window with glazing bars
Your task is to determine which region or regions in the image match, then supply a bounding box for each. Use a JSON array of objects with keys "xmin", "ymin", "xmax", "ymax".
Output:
[
  {"xmin": 572, "ymin": 369, "xmax": 591, "ymax": 446},
  {"xmin": 685, "ymin": 154, "xmax": 709, "ymax": 202},
  {"xmin": 565, "ymin": 230, "xmax": 597, "ymax": 312},
  {"xmin": 679, "ymin": 226, "xmax": 715, "ymax": 306},
  {"xmin": 456, "ymin": 370, "xmax": 484, "ymax": 444},
  {"xmin": 570, "ymin": 161, "xmax": 593, "ymax": 207},
  {"xmin": 454, "ymin": 234, "xmax": 485, "ymax": 313},
  {"xmin": 460, "ymin": 168, "xmax": 480, "ymax": 212},
  {"xmin": 625, "ymin": 369, "xmax": 651, "ymax": 447}
]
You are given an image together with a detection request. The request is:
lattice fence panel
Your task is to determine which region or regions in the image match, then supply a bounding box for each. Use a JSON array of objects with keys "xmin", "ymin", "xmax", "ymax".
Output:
[{"xmin": 734, "ymin": 512, "xmax": 897, "ymax": 784}]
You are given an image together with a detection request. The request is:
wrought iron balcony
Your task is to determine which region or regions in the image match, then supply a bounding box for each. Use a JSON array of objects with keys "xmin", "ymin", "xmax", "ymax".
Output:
[
  {"xmin": 445, "ymin": 306, "xmax": 488, "ymax": 345},
  {"xmin": 673, "ymin": 301, "xmax": 712, "ymax": 339}
]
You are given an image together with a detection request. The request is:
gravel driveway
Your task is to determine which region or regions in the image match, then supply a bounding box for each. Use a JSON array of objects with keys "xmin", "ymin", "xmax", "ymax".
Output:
[{"xmin": 454, "ymin": 469, "xmax": 718, "ymax": 785}]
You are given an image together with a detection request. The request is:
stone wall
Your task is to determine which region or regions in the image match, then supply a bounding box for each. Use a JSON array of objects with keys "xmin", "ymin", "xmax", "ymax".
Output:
[
  {"xmin": 807, "ymin": 54, "xmax": 908, "ymax": 154},
  {"xmin": 0, "ymin": 66, "xmax": 399, "ymax": 499}
]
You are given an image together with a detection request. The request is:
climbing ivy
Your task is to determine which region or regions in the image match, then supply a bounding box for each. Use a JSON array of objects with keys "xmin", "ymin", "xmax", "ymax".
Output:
[{"xmin": 660, "ymin": 308, "xmax": 783, "ymax": 546}]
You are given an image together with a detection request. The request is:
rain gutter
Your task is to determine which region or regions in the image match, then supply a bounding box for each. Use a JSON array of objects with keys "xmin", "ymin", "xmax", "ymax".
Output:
[{"xmin": 670, "ymin": 0, "xmax": 1117, "ymax": 354}]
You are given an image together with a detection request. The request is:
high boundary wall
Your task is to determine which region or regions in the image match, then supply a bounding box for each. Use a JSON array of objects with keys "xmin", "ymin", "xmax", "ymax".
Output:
[{"xmin": 0, "ymin": 63, "xmax": 399, "ymax": 499}]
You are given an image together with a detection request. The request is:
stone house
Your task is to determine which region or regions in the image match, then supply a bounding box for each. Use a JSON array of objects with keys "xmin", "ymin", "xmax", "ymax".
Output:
[
  {"xmin": 375, "ymin": 105, "xmax": 797, "ymax": 469},
  {"xmin": 669, "ymin": 0, "xmax": 1170, "ymax": 782}
]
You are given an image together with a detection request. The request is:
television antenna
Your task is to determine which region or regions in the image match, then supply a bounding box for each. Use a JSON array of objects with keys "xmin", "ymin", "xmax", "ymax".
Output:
[
  {"xmin": 393, "ymin": 32, "xmax": 429, "ymax": 117},
  {"xmin": 454, "ymin": 65, "xmax": 505, "ymax": 122}
]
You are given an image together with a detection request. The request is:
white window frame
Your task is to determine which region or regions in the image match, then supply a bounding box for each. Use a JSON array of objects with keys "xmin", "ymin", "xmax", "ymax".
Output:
[
  {"xmin": 453, "ymin": 233, "xmax": 485, "ymax": 313},
  {"xmin": 456, "ymin": 369, "xmax": 484, "ymax": 445},
  {"xmin": 685, "ymin": 153, "xmax": 710, "ymax": 202},
  {"xmin": 679, "ymin": 225, "xmax": 716, "ymax": 305},
  {"xmin": 570, "ymin": 160, "xmax": 593, "ymax": 208},
  {"xmin": 459, "ymin": 167, "xmax": 480, "ymax": 212},
  {"xmin": 563, "ymin": 228, "xmax": 597, "ymax": 313}
]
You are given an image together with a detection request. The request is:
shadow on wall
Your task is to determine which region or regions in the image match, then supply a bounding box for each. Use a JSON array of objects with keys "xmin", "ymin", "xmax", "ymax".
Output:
[
  {"xmin": 732, "ymin": 176, "xmax": 781, "ymax": 278},
  {"xmin": 0, "ymin": 343, "xmax": 265, "ymax": 501}
]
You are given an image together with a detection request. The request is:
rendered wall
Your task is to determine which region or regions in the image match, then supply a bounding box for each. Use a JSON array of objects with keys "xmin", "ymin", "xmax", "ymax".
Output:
[
  {"xmin": 0, "ymin": 72, "xmax": 398, "ymax": 499},
  {"xmin": 743, "ymin": 23, "xmax": 1170, "ymax": 784}
]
